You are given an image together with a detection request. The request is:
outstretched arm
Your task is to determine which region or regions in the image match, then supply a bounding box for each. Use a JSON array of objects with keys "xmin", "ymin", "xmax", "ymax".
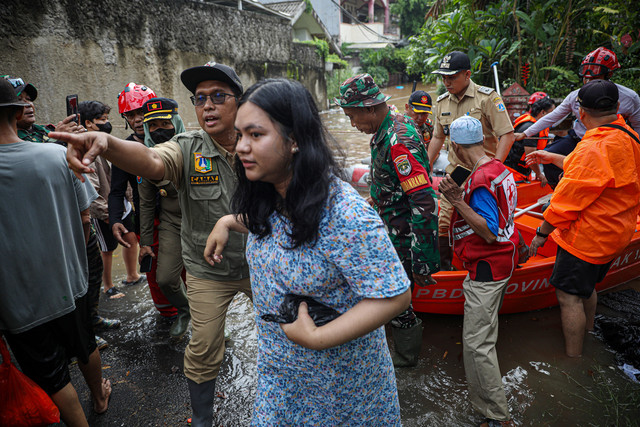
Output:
[
  {"xmin": 49, "ymin": 131, "xmax": 166, "ymax": 182},
  {"xmin": 494, "ymin": 131, "xmax": 515, "ymax": 163},
  {"xmin": 526, "ymin": 150, "xmax": 566, "ymax": 169}
]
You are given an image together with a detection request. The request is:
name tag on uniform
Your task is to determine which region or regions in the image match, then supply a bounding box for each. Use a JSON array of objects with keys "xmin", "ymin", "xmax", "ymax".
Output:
[
  {"xmin": 190, "ymin": 175, "xmax": 219, "ymax": 185},
  {"xmin": 441, "ymin": 112, "xmax": 451, "ymax": 116}
]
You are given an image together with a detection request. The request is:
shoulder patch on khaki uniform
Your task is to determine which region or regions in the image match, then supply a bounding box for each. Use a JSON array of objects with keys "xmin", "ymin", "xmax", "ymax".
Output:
[
  {"xmin": 477, "ymin": 86, "xmax": 494, "ymax": 95},
  {"xmin": 436, "ymin": 92, "xmax": 449, "ymax": 102}
]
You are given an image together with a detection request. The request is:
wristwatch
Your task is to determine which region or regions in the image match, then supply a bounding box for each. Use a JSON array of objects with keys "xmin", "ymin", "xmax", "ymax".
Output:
[{"xmin": 536, "ymin": 227, "xmax": 549, "ymax": 238}]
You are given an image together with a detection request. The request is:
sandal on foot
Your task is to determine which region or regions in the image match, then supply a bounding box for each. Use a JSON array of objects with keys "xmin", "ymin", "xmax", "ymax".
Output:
[
  {"xmin": 93, "ymin": 316, "xmax": 121, "ymax": 329},
  {"xmin": 104, "ymin": 286, "xmax": 125, "ymax": 299},
  {"xmin": 96, "ymin": 336, "xmax": 109, "ymax": 350},
  {"xmin": 121, "ymin": 274, "xmax": 147, "ymax": 286}
]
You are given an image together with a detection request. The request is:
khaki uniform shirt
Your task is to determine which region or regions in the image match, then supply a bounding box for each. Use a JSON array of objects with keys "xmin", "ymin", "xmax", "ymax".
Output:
[
  {"xmin": 433, "ymin": 80, "xmax": 513, "ymax": 172},
  {"xmin": 152, "ymin": 130, "xmax": 249, "ymax": 282},
  {"xmin": 138, "ymin": 178, "xmax": 182, "ymax": 247}
]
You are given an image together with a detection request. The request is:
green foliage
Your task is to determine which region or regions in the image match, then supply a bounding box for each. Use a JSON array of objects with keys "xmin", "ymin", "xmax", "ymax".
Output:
[
  {"xmin": 389, "ymin": 0, "xmax": 432, "ymax": 37},
  {"xmin": 326, "ymin": 54, "xmax": 349, "ymax": 69},
  {"xmin": 299, "ymin": 38, "xmax": 330, "ymax": 60},
  {"xmin": 359, "ymin": 46, "xmax": 414, "ymax": 83},
  {"xmin": 286, "ymin": 60, "xmax": 300, "ymax": 81},
  {"xmin": 326, "ymin": 68, "xmax": 354, "ymax": 104},
  {"xmin": 364, "ymin": 66, "xmax": 390, "ymax": 87},
  {"xmin": 406, "ymin": 0, "xmax": 640, "ymax": 95}
]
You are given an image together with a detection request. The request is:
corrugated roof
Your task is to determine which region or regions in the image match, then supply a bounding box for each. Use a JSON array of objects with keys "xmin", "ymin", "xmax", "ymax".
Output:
[{"xmin": 263, "ymin": 1, "xmax": 304, "ymax": 17}]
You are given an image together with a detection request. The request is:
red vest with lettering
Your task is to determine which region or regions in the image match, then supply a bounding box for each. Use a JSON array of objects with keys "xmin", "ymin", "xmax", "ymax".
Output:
[{"xmin": 451, "ymin": 160, "xmax": 519, "ymax": 280}]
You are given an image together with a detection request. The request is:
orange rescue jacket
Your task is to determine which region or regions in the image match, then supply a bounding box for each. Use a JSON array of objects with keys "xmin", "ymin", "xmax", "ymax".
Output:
[{"xmin": 544, "ymin": 115, "xmax": 640, "ymax": 264}]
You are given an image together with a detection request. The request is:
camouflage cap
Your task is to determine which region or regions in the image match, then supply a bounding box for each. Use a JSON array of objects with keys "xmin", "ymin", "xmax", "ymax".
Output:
[{"xmin": 334, "ymin": 74, "xmax": 390, "ymax": 108}]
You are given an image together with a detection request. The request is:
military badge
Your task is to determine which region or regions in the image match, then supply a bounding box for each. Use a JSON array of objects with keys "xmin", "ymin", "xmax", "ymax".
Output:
[
  {"xmin": 194, "ymin": 153, "xmax": 213, "ymax": 173},
  {"xmin": 394, "ymin": 154, "xmax": 412, "ymax": 176}
]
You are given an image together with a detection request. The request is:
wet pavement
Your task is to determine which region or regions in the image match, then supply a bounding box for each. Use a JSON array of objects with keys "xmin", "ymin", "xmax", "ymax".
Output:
[{"xmin": 61, "ymin": 255, "xmax": 640, "ymax": 427}]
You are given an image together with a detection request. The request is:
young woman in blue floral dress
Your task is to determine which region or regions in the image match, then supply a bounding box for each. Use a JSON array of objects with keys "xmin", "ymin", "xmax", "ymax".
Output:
[{"xmin": 205, "ymin": 78, "xmax": 411, "ymax": 426}]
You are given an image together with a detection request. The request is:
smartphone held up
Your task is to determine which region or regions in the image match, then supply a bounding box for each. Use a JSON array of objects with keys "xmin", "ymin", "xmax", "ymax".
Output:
[{"xmin": 66, "ymin": 94, "xmax": 79, "ymax": 123}]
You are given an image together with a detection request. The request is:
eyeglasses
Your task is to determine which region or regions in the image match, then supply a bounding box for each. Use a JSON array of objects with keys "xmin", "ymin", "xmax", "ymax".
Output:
[
  {"xmin": 4, "ymin": 77, "xmax": 25, "ymax": 88},
  {"xmin": 190, "ymin": 93, "xmax": 236, "ymax": 107}
]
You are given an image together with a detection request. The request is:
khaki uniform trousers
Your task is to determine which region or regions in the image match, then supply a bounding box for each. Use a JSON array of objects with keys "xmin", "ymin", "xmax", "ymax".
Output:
[
  {"xmin": 183, "ymin": 272, "xmax": 252, "ymax": 384},
  {"xmin": 462, "ymin": 274, "xmax": 510, "ymax": 421},
  {"xmin": 438, "ymin": 194, "xmax": 454, "ymax": 236},
  {"xmin": 156, "ymin": 226, "xmax": 185, "ymax": 297}
]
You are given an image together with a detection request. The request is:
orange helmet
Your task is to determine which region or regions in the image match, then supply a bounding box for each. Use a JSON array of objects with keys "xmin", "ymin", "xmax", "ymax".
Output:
[
  {"xmin": 528, "ymin": 91, "xmax": 548, "ymax": 105},
  {"xmin": 578, "ymin": 47, "xmax": 620, "ymax": 79},
  {"xmin": 117, "ymin": 82, "xmax": 156, "ymax": 114}
]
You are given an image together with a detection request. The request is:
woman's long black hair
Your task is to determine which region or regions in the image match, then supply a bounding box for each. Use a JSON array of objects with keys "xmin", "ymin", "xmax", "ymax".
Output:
[
  {"xmin": 530, "ymin": 96, "xmax": 555, "ymax": 117},
  {"xmin": 231, "ymin": 78, "xmax": 339, "ymax": 248}
]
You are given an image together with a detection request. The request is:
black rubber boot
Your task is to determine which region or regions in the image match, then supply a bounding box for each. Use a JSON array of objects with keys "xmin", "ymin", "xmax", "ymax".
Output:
[
  {"xmin": 438, "ymin": 235, "xmax": 453, "ymax": 271},
  {"xmin": 391, "ymin": 317, "xmax": 423, "ymax": 367},
  {"xmin": 187, "ymin": 378, "xmax": 215, "ymax": 427},
  {"xmin": 162, "ymin": 281, "xmax": 190, "ymax": 339}
]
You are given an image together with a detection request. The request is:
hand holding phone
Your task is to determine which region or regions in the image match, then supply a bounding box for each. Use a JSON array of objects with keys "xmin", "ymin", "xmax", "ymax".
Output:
[
  {"xmin": 450, "ymin": 165, "xmax": 472, "ymax": 186},
  {"xmin": 140, "ymin": 254, "xmax": 153, "ymax": 273},
  {"xmin": 66, "ymin": 94, "xmax": 79, "ymax": 123}
]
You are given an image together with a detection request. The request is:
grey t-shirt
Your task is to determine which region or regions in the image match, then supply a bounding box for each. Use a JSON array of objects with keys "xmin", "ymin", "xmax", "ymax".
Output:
[{"xmin": 0, "ymin": 141, "xmax": 95, "ymax": 333}]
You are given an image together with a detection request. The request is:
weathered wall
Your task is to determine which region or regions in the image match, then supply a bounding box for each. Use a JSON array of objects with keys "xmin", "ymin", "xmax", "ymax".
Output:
[{"xmin": 0, "ymin": 0, "xmax": 326, "ymax": 136}]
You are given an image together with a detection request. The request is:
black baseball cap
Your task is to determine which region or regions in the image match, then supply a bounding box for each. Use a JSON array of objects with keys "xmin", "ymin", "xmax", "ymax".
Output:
[
  {"xmin": 2, "ymin": 75, "xmax": 37, "ymax": 101},
  {"xmin": 180, "ymin": 61, "xmax": 243, "ymax": 96},
  {"xmin": 431, "ymin": 51, "xmax": 471, "ymax": 76},
  {"xmin": 143, "ymin": 97, "xmax": 178, "ymax": 123},
  {"xmin": 577, "ymin": 79, "xmax": 619, "ymax": 110},
  {"xmin": 0, "ymin": 78, "xmax": 30, "ymax": 108},
  {"xmin": 408, "ymin": 90, "xmax": 432, "ymax": 113}
]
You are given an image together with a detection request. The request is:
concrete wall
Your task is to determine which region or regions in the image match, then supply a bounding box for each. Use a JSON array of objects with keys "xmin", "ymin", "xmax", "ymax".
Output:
[{"xmin": 1, "ymin": 0, "xmax": 326, "ymax": 137}]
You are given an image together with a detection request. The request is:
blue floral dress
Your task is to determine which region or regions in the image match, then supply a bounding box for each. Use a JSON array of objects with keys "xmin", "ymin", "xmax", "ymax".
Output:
[{"xmin": 248, "ymin": 178, "xmax": 409, "ymax": 426}]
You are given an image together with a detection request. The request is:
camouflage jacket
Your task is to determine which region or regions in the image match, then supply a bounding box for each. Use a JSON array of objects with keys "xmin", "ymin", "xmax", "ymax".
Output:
[
  {"xmin": 370, "ymin": 111, "xmax": 440, "ymax": 275},
  {"xmin": 17, "ymin": 124, "xmax": 56, "ymax": 143}
]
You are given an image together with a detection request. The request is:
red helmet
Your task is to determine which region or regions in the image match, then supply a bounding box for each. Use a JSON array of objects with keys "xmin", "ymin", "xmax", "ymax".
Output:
[
  {"xmin": 578, "ymin": 47, "xmax": 620, "ymax": 79},
  {"xmin": 528, "ymin": 91, "xmax": 548, "ymax": 105},
  {"xmin": 118, "ymin": 82, "xmax": 156, "ymax": 114}
]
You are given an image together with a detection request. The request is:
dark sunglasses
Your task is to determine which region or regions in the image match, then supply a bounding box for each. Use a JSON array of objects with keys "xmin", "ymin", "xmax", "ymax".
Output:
[{"xmin": 190, "ymin": 93, "xmax": 236, "ymax": 107}]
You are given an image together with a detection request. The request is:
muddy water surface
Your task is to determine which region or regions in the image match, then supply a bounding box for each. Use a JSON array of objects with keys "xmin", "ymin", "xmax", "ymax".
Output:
[{"xmin": 73, "ymin": 84, "xmax": 640, "ymax": 426}]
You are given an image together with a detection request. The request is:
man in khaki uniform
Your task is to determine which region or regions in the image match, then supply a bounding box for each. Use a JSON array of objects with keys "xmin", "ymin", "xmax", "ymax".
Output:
[
  {"xmin": 52, "ymin": 62, "xmax": 251, "ymax": 427},
  {"xmin": 427, "ymin": 51, "xmax": 515, "ymax": 269}
]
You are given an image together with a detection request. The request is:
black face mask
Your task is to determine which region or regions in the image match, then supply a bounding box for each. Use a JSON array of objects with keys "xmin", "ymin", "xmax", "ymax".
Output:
[
  {"xmin": 96, "ymin": 122, "xmax": 112, "ymax": 134},
  {"xmin": 150, "ymin": 128, "xmax": 176, "ymax": 145}
]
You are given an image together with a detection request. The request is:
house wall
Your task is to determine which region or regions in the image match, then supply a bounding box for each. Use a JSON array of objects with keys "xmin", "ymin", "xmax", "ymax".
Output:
[{"xmin": 0, "ymin": 0, "xmax": 326, "ymax": 135}]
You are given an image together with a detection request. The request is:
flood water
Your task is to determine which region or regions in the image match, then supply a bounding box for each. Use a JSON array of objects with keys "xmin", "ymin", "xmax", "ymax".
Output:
[{"xmin": 72, "ymin": 82, "xmax": 640, "ymax": 426}]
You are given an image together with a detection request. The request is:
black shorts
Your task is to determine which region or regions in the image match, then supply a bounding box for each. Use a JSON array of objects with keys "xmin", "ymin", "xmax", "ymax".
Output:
[
  {"xmin": 550, "ymin": 246, "xmax": 612, "ymax": 298},
  {"xmin": 3, "ymin": 293, "xmax": 97, "ymax": 395},
  {"xmin": 92, "ymin": 217, "xmax": 118, "ymax": 252}
]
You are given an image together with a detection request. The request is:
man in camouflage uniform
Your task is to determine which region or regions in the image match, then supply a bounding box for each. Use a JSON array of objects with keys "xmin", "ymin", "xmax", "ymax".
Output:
[
  {"xmin": 1, "ymin": 75, "xmax": 83, "ymax": 143},
  {"xmin": 426, "ymin": 52, "xmax": 515, "ymax": 270},
  {"xmin": 336, "ymin": 74, "xmax": 440, "ymax": 367},
  {"xmin": 405, "ymin": 90, "xmax": 434, "ymax": 147}
]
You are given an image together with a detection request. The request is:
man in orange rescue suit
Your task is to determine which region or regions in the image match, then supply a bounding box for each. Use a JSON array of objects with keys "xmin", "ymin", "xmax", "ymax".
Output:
[
  {"xmin": 529, "ymin": 80, "xmax": 640, "ymax": 358},
  {"xmin": 428, "ymin": 51, "xmax": 515, "ymax": 270}
]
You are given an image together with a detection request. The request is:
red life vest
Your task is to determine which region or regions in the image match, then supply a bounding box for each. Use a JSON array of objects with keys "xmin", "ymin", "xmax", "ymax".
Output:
[
  {"xmin": 450, "ymin": 160, "xmax": 519, "ymax": 281},
  {"xmin": 514, "ymin": 113, "xmax": 549, "ymax": 150}
]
